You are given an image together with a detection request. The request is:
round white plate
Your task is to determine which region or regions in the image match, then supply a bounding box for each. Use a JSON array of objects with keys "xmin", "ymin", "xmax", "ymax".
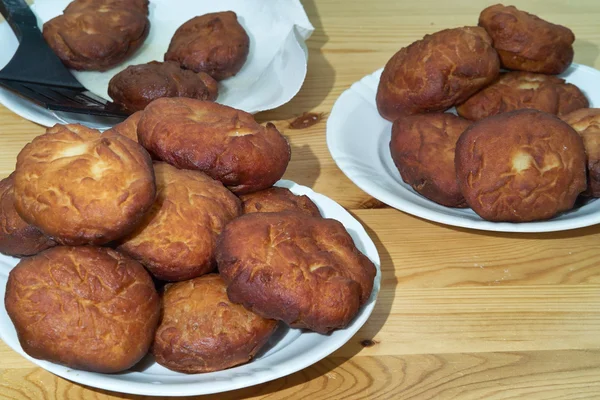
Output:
[
  {"xmin": 0, "ymin": 180, "xmax": 381, "ymax": 397},
  {"xmin": 0, "ymin": 0, "xmax": 314, "ymax": 129},
  {"xmin": 327, "ymin": 63, "xmax": 600, "ymax": 233}
]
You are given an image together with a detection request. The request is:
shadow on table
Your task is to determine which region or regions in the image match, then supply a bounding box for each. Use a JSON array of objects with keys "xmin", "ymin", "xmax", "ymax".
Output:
[
  {"xmin": 282, "ymin": 141, "xmax": 321, "ymax": 189},
  {"xmin": 256, "ymin": 0, "xmax": 336, "ymax": 123}
]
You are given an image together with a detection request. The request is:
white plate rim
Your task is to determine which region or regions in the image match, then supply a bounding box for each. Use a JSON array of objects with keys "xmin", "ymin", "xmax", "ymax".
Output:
[
  {"xmin": 326, "ymin": 62, "xmax": 600, "ymax": 233},
  {"xmin": 0, "ymin": 179, "xmax": 381, "ymax": 397}
]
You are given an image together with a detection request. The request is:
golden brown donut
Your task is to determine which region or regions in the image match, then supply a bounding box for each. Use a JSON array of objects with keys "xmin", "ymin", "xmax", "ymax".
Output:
[
  {"xmin": 138, "ymin": 98, "xmax": 290, "ymax": 194},
  {"xmin": 153, "ymin": 274, "xmax": 277, "ymax": 373},
  {"xmin": 390, "ymin": 113, "xmax": 471, "ymax": 208},
  {"xmin": 217, "ymin": 212, "xmax": 377, "ymax": 334},
  {"xmin": 13, "ymin": 124, "xmax": 155, "ymax": 246},
  {"xmin": 4, "ymin": 246, "xmax": 160, "ymax": 373},
  {"xmin": 561, "ymin": 108, "xmax": 600, "ymax": 197},
  {"xmin": 376, "ymin": 26, "xmax": 500, "ymax": 121},
  {"xmin": 104, "ymin": 111, "xmax": 143, "ymax": 143},
  {"xmin": 479, "ymin": 4, "xmax": 575, "ymax": 74},
  {"xmin": 455, "ymin": 110, "xmax": 587, "ymax": 222},
  {"xmin": 457, "ymin": 72, "xmax": 588, "ymax": 121},
  {"xmin": 42, "ymin": 0, "xmax": 150, "ymax": 71},
  {"xmin": 108, "ymin": 61, "xmax": 219, "ymax": 113},
  {"xmin": 164, "ymin": 11, "xmax": 249, "ymax": 80},
  {"xmin": 0, "ymin": 174, "xmax": 56, "ymax": 257},
  {"xmin": 117, "ymin": 162, "xmax": 241, "ymax": 282},
  {"xmin": 239, "ymin": 187, "xmax": 321, "ymax": 217}
]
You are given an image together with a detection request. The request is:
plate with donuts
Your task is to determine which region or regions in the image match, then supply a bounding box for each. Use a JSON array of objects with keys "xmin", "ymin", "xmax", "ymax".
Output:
[
  {"xmin": 327, "ymin": 4, "xmax": 600, "ymax": 233},
  {"xmin": 0, "ymin": 97, "xmax": 380, "ymax": 396},
  {"xmin": 0, "ymin": 0, "xmax": 313, "ymax": 129}
]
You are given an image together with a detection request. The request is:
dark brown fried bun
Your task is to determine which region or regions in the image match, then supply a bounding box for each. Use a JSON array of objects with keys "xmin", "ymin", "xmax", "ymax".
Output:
[
  {"xmin": 376, "ymin": 26, "xmax": 500, "ymax": 121},
  {"xmin": 13, "ymin": 124, "xmax": 156, "ymax": 246},
  {"xmin": 217, "ymin": 212, "xmax": 377, "ymax": 334},
  {"xmin": 4, "ymin": 246, "xmax": 160, "ymax": 373},
  {"xmin": 390, "ymin": 113, "xmax": 471, "ymax": 208},
  {"xmin": 42, "ymin": 0, "xmax": 150, "ymax": 71},
  {"xmin": 138, "ymin": 98, "xmax": 290, "ymax": 194},
  {"xmin": 561, "ymin": 108, "xmax": 600, "ymax": 197},
  {"xmin": 479, "ymin": 4, "xmax": 575, "ymax": 74},
  {"xmin": 164, "ymin": 11, "xmax": 249, "ymax": 80},
  {"xmin": 0, "ymin": 174, "xmax": 56, "ymax": 257},
  {"xmin": 239, "ymin": 187, "xmax": 321, "ymax": 217},
  {"xmin": 117, "ymin": 163, "xmax": 241, "ymax": 282},
  {"xmin": 108, "ymin": 61, "xmax": 219, "ymax": 113},
  {"xmin": 153, "ymin": 274, "xmax": 277, "ymax": 373},
  {"xmin": 104, "ymin": 111, "xmax": 143, "ymax": 143},
  {"xmin": 457, "ymin": 72, "xmax": 588, "ymax": 121},
  {"xmin": 455, "ymin": 109, "xmax": 587, "ymax": 222}
]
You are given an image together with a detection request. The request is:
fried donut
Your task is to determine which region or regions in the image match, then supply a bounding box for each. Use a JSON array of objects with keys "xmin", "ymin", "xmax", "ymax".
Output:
[
  {"xmin": 390, "ymin": 113, "xmax": 471, "ymax": 207},
  {"xmin": 108, "ymin": 61, "xmax": 219, "ymax": 113},
  {"xmin": 217, "ymin": 212, "xmax": 377, "ymax": 334},
  {"xmin": 138, "ymin": 98, "xmax": 290, "ymax": 194},
  {"xmin": 13, "ymin": 124, "xmax": 155, "ymax": 246},
  {"xmin": 457, "ymin": 72, "xmax": 588, "ymax": 121},
  {"xmin": 117, "ymin": 162, "xmax": 241, "ymax": 282},
  {"xmin": 4, "ymin": 246, "xmax": 160, "ymax": 373},
  {"xmin": 164, "ymin": 11, "xmax": 249, "ymax": 80},
  {"xmin": 104, "ymin": 111, "xmax": 143, "ymax": 142},
  {"xmin": 153, "ymin": 274, "xmax": 277, "ymax": 373},
  {"xmin": 376, "ymin": 26, "xmax": 500, "ymax": 121},
  {"xmin": 42, "ymin": 0, "xmax": 150, "ymax": 71},
  {"xmin": 561, "ymin": 108, "xmax": 600, "ymax": 197},
  {"xmin": 0, "ymin": 174, "xmax": 56, "ymax": 257},
  {"xmin": 479, "ymin": 4, "xmax": 575, "ymax": 74},
  {"xmin": 239, "ymin": 187, "xmax": 321, "ymax": 217},
  {"xmin": 455, "ymin": 110, "xmax": 587, "ymax": 222}
]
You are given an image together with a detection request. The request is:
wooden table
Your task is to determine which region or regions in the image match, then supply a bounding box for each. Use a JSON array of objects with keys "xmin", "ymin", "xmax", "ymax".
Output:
[{"xmin": 2, "ymin": 1, "xmax": 600, "ymax": 398}]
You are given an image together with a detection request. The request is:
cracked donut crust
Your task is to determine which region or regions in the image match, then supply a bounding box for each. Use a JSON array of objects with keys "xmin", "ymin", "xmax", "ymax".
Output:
[
  {"xmin": 216, "ymin": 212, "xmax": 377, "ymax": 334},
  {"xmin": 137, "ymin": 98, "xmax": 290, "ymax": 194},
  {"xmin": 13, "ymin": 124, "xmax": 156, "ymax": 245},
  {"xmin": 152, "ymin": 274, "xmax": 277, "ymax": 373},
  {"xmin": 117, "ymin": 162, "xmax": 241, "ymax": 282},
  {"xmin": 455, "ymin": 109, "xmax": 587, "ymax": 222},
  {"xmin": 4, "ymin": 246, "xmax": 160, "ymax": 373}
]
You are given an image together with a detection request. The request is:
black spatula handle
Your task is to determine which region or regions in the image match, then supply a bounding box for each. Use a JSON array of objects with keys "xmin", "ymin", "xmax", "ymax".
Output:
[{"xmin": 0, "ymin": 0, "xmax": 39, "ymax": 37}]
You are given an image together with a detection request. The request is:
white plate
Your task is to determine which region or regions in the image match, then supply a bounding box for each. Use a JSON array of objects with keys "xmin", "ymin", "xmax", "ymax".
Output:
[
  {"xmin": 0, "ymin": 180, "xmax": 381, "ymax": 397},
  {"xmin": 0, "ymin": 0, "xmax": 314, "ymax": 130},
  {"xmin": 326, "ymin": 63, "xmax": 600, "ymax": 233}
]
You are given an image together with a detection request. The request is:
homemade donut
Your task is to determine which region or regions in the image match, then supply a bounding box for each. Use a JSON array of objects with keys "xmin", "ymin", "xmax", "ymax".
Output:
[
  {"xmin": 108, "ymin": 61, "xmax": 218, "ymax": 113},
  {"xmin": 455, "ymin": 109, "xmax": 587, "ymax": 222},
  {"xmin": 164, "ymin": 11, "xmax": 249, "ymax": 80},
  {"xmin": 217, "ymin": 212, "xmax": 377, "ymax": 334},
  {"xmin": 4, "ymin": 246, "xmax": 160, "ymax": 373},
  {"xmin": 117, "ymin": 162, "xmax": 241, "ymax": 281},
  {"xmin": 153, "ymin": 274, "xmax": 277, "ymax": 373},
  {"xmin": 137, "ymin": 98, "xmax": 290, "ymax": 194},
  {"xmin": 390, "ymin": 113, "xmax": 471, "ymax": 207},
  {"xmin": 457, "ymin": 72, "xmax": 588, "ymax": 121},
  {"xmin": 479, "ymin": 4, "xmax": 575, "ymax": 74},
  {"xmin": 0, "ymin": 174, "xmax": 56, "ymax": 257},
  {"xmin": 43, "ymin": 0, "xmax": 150, "ymax": 71},
  {"xmin": 13, "ymin": 124, "xmax": 155, "ymax": 245},
  {"xmin": 376, "ymin": 26, "xmax": 500, "ymax": 121},
  {"xmin": 561, "ymin": 108, "xmax": 600, "ymax": 197},
  {"xmin": 239, "ymin": 187, "xmax": 321, "ymax": 217}
]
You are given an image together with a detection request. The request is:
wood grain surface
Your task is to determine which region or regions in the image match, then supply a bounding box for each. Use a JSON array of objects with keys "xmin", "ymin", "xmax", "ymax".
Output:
[{"xmin": 2, "ymin": 0, "xmax": 600, "ymax": 399}]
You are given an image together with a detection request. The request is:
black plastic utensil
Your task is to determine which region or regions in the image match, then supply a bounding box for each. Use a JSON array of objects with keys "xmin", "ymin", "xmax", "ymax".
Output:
[{"xmin": 0, "ymin": 0, "xmax": 129, "ymax": 117}]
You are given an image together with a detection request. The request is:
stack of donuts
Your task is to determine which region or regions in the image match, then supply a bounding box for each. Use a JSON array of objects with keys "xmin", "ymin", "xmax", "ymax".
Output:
[
  {"xmin": 0, "ymin": 99, "xmax": 376, "ymax": 374},
  {"xmin": 377, "ymin": 4, "xmax": 599, "ymax": 222}
]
